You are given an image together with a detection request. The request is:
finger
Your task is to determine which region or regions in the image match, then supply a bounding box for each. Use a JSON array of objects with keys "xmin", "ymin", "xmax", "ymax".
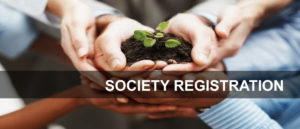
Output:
[
  {"xmin": 106, "ymin": 104, "xmax": 177, "ymax": 115},
  {"xmin": 94, "ymin": 18, "xmax": 154, "ymax": 71},
  {"xmin": 89, "ymin": 82, "xmax": 105, "ymax": 90},
  {"xmin": 190, "ymin": 29, "xmax": 216, "ymax": 67},
  {"xmin": 148, "ymin": 107, "xmax": 198, "ymax": 119},
  {"xmin": 163, "ymin": 63, "xmax": 205, "ymax": 75},
  {"xmin": 148, "ymin": 112, "xmax": 179, "ymax": 119},
  {"xmin": 215, "ymin": 6, "xmax": 241, "ymax": 38},
  {"xmin": 69, "ymin": 24, "xmax": 90, "ymax": 58},
  {"xmin": 125, "ymin": 60, "xmax": 156, "ymax": 71},
  {"xmin": 80, "ymin": 75, "xmax": 91, "ymax": 85},
  {"xmin": 61, "ymin": 26, "xmax": 107, "ymax": 86},
  {"xmin": 87, "ymin": 25, "xmax": 96, "ymax": 57},
  {"xmin": 115, "ymin": 93, "xmax": 129, "ymax": 104},
  {"xmin": 94, "ymin": 34, "xmax": 126, "ymax": 71},
  {"xmin": 127, "ymin": 104, "xmax": 177, "ymax": 113},
  {"xmin": 80, "ymin": 70, "xmax": 107, "ymax": 87},
  {"xmin": 116, "ymin": 98, "xmax": 129, "ymax": 104},
  {"xmin": 152, "ymin": 60, "xmax": 168, "ymax": 70},
  {"xmin": 108, "ymin": 60, "xmax": 156, "ymax": 78},
  {"xmin": 205, "ymin": 68, "xmax": 221, "ymax": 72},
  {"xmin": 165, "ymin": 14, "xmax": 216, "ymax": 67},
  {"xmin": 217, "ymin": 21, "xmax": 252, "ymax": 58}
]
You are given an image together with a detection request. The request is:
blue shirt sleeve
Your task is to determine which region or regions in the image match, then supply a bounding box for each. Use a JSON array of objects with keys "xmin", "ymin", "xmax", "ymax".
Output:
[{"xmin": 198, "ymin": 99, "xmax": 283, "ymax": 129}]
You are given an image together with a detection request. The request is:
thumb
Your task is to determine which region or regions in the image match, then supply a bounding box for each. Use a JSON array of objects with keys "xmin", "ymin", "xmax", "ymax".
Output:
[
  {"xmin": 190, "ymin": 29, "xmax": 215, "ymax": 67},
  {"xmin": 215, "ymin": 7, "xmax": 241, "ymax": 38},
  {"xmin": 70, "ymin": 25, "xmax": 90, "ymax": 58},
  {"xmin": 94, "ymin": 35, "xmax": 126, "ymax": 71}
]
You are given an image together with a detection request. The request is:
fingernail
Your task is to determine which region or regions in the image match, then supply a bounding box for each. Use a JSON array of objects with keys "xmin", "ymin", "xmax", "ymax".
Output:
[
  {"xmin": 219, "ymin": 27, "xmax": 229, "ymax": 38},
  {"xmin": 78, "ymin": 48, "xmax": 88, "ymax": 57},
  {"xmin": 111, "ymin": 59, "xmax": 121, "ymax": 70},
  {"xmin": 198, "ymin": 54, "xmax": 209, "ymax": 64},
  {"xmin": 167, "ymin": 106, "xmax": 177, "ymax": 110},
  {"xmin": 116, "ymin": 98, "xmax": 128, "ymax": 104}
]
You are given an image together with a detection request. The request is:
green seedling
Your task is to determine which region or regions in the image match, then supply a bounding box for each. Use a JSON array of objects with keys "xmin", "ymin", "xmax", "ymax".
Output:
[
  {"xmin": 157, "ymin": 21, "xmax": 169, "ymax": 32},
  {"xmin": 165, "ymin": 39, "xmax": 181, "ymax": 48},
  {"xmin": 155, "ymin": 33, "xmax": 164, "ymax": 38},
  {"xmin": 134, "ymin": 30, "xmax": 153, "ymax": 41},
  {"xmin": 144, "ymin": 38, "xmax": 156, "ymax": 48},
  {"xmin": 134, "ymin": 30, "xmax": 156, "ymax": 47},
  {"xmin": 133, "ymin": 21, "xmax": 181, "ymax": 48}
]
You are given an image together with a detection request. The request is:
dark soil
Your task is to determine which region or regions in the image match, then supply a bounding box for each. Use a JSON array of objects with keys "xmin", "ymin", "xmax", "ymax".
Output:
[{"xmin": 121, "ymin": 31, "xmax": 193, "ymax": 66}]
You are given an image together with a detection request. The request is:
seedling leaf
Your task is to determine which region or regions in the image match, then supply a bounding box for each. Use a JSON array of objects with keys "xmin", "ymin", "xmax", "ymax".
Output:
[
  {"xmin": 134, "ymin": 30, "xmax": 153, "ymax": 41},
  {"xmin": 157, "ymin": 22, "xmax": 169, "ymax": 32},
  {"xmin": 134, "ymin": 30, "xmax": 146, "ymax": 41},
  {"xmin": 165, "ymin": 39, "xmax": 181, "ymax": 48},
  {"xmin": 143, "ymin": 30, "xmax": 153, "ymax": 36},
  {"xmin": 155, "ymin": 33, "xmax": 164, "ymax": 38},
  {"xmin": 144, "ymin": 38, "xmax": 156, "ymax": 48}
]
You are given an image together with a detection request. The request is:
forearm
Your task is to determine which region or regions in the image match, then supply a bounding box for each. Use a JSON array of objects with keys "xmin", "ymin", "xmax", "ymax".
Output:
[
  {"xmin": 47, "ymin": 0, "xmax": 79, "ymax": 18},
  {"xmin": 0, "ymin": 87, "xmax": 84, "ymax": 129},
  {"xmin": 188, "ymin": 0, "xmax": 235, "ymax": 16},
  {"xmin": 237, "ymin": 0, "xmax": 293, "ymax": 23},
  {"xmin": 47, "ymin": 0, "xmax": 120, "ymax": 18},
  {"xmin": 239, "ymin": 0, "xmax": 292, "ymax": 12}
]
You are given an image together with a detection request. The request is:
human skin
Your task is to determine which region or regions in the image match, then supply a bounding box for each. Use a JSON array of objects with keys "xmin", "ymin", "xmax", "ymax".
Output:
[
  {"xmin": 215, "ymin": 0, "xmax": 293, "ymax": 60},
  {"xmin": 58, "ymin": 0, "xmax": 292, "ymax": 118},
  {"xmin": 47, "ymin": 0, "xmax": 107, "ymax": 86},
  {"xmin": 47, "ymin": 0, "xmax": 160, "ymax": 86},
  {"xmin": 0, "ymin": 85, "xmax": 177, "ymax": 129},
  {"xmin": 143, "ymin": 0, "xmax": 294, "ymax": 119}
]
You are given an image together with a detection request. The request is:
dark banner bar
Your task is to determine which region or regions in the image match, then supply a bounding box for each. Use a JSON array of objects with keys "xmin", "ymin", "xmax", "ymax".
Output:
[{"xmin": 1, "ymin": 71, "xmax": 299, "ymax": 98}]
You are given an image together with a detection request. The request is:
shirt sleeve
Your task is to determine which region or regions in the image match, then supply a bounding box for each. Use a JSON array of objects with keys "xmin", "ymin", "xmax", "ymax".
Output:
[
  {"xmin": 0, "ymin": 0, "xmax": 121, "ymax": 30},
  {"xmin": 186, "ymin": 0, "xmax": 235, "ymax": 26},
  {"xmin": 198, "ymin": 99, "xmax": 283, "ymax": 129},
  {"xmin": 80, "ymin": 0, "xmax": 122, "ymax": 17},
  {"xmin": 0, "ymin": 0, "xmax": 48, "ymax": 16}
]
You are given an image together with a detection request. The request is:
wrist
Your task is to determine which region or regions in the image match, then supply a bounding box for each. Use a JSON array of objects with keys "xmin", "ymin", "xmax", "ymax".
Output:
[
  {"xmin": 53, "ymin": 86, "xmax": 92, "ymax": 107},
  {"xmin": 61, "ymin": 0, "xmax": 86, "ymax": 17},
  {"xmin": 96, "ymin": 14, "xmax": 125, "ymax": 28},
  {"xmin": 197, "ymin": 15, "xmax": 214, "ymax": 28},
  {"xmin": 186, "ymin": 13, "xmax": 214, "ymax": 28},
  {"xmin": 236, "ymin": 2, "xmax": 267, "ymax": 26}
]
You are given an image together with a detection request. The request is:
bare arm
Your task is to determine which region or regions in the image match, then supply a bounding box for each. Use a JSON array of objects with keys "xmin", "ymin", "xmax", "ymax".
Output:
[
  {"xmin": 0, "ymin": 85, "xmax": 178, "ymax": 129},
  {"xmin": 0, "ymin": 89, "xmax": 82, "ymax": 129}
]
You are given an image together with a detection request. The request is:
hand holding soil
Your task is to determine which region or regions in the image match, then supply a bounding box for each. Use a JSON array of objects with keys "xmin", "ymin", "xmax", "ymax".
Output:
[
  {"xmin": 161, "ymin": 13, "xmax": 218, "ymax": 73},
  {"xmin": 93, "ymin": 15, "xmax": 159, "ymax": 72},
  {"xmin": 122, "ymin": 13, "xmax": 218, "ymax": 74},
  {"xmin": 121, "ymin": 21, "xmax": 193, "ymax": 66},
  {"xmin": 90, "ymin": 13, "xmax": 218, "ymax": 81}
]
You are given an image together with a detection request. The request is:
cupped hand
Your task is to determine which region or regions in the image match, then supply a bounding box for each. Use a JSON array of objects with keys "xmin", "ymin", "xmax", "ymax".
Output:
[
  {"xmin": 50, "ymin": 0, "xmax": 107, "ymax": 86},
  {"xmin": 214, "ymin": 5, "xmax": 262, "ymax": 59},
  {"xmin": 94, "ymin": 15, "xmax": 158, "ymax": 75},
  {"xmin": 71, "ymin": 85, "xmax": 178, "ymax": 115},
  {"xmin": 122, "ymin": 70, "xmax": 229, "ymax": 108},
  {"xmin": 162, "ymin": 13, "xmax": 218, "ymax": 73},
  {"xmin": 215, "ymin": 0, "xmax": 291, "ymax": 59}
]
